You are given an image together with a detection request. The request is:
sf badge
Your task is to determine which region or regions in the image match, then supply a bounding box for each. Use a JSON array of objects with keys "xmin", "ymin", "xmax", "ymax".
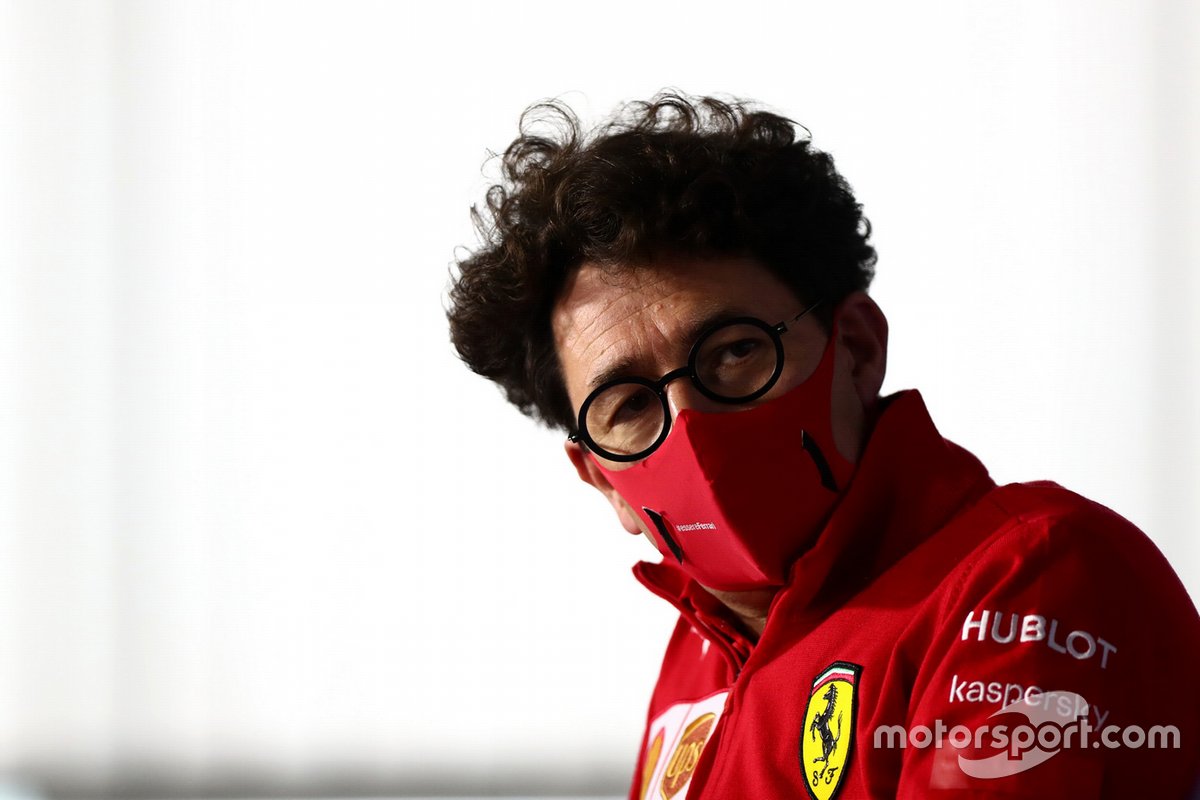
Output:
[{"xmin": 800, "ymin": 661, "xmax": 861, "ymax": 800}]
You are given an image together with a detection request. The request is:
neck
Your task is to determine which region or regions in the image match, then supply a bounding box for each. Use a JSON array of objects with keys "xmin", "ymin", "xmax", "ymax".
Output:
[{"xmin": 700, "ymin": 585, "xmax": 778, "ymax": 641}]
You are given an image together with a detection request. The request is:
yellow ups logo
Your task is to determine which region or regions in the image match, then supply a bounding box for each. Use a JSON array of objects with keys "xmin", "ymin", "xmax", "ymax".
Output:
[
  {"xmin": 800, "ymin": 661, "xmax": 862, "ymax": 800},
  {"xmin": 661, "ymin": 712, "xmax": 716, "ymax": 799}
]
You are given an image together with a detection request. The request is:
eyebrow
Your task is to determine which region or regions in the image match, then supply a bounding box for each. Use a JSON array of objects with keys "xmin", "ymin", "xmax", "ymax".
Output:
[{"xmin": 584, "ymin": 307, "xmax": 754, "ymax": 392}]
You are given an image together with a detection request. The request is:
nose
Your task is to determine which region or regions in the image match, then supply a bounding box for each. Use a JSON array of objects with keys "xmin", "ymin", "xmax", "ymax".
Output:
[{"xmin": 664, "ymin": 378, "xmax": 727, "ymax": 420}]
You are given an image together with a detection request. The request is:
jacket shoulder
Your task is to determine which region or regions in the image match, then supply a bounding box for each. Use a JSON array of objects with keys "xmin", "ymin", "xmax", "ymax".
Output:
[{"xmin": 951, "ymin": 480, "xmax": 1187, "ymax": 602}]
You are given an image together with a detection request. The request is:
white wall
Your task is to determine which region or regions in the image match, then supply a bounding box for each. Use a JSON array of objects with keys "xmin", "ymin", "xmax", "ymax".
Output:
[{"xmin": 1, "ymin": 0, "xmax": 1196, "ymax": 796}]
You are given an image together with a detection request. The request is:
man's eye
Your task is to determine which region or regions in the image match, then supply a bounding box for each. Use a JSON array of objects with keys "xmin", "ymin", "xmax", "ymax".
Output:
[
  {"xmin": 614, "ymin": 390, "xmax": 653, "ymax": 421},
  {"xmin": 720, "ymin": 339, "xmax": 759, "ymax": 361}
]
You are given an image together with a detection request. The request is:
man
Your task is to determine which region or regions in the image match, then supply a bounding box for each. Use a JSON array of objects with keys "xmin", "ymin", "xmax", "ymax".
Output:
[{"xmin": 446, "ymin": 92, "xmax": 1200, "ymax": 798}]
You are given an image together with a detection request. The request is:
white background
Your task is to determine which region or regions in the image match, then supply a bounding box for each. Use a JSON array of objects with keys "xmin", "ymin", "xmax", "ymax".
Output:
[{"xmin": 1, "ymin": 1, "xmax": 1197, "ymax": 797}]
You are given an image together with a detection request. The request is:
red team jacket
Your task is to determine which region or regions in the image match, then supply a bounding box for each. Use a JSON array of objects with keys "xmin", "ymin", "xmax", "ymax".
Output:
[{"xmin": 628, "ymin": 390, "xmax": 1200, "ymax": 799}]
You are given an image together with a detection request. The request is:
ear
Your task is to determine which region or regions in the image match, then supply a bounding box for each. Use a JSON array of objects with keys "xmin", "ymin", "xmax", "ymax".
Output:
[
  {"xmin": 832, "ymin": 291, "xmax": 889, "ymax": 407},
  {"xmin": 564, "ymin": 439, "xmax": 646, "ymax": 536}
]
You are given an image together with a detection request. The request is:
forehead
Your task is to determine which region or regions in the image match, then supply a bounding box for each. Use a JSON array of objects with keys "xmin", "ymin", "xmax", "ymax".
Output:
[{"xmin": 551, "ymin": 255, "xmax": 802, "ymax": 407}]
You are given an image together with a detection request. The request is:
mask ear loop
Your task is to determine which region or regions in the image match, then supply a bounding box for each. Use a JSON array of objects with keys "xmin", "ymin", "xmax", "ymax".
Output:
[
  {"xmin": 801, "ymin": 431, "xmax": 839, "ymax": 492},
  {"xmin": 791, "ymin": 311, "xmax": 854, "ymax": 489},
  {"xmin": 643, "ymin": 507, "xmax": 685, "ymax": 564}
]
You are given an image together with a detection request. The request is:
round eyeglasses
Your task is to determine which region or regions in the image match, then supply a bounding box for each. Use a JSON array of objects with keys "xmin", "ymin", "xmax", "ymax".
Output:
[{"xmin": 569, "ymin": 298, "xmax": 824, "ymax": 462}]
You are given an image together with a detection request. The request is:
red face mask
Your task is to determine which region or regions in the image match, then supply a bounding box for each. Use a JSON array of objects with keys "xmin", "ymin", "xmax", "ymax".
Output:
[{"xmin": 594, "ymin": 330, "xmax": 855, "ymax": 591}]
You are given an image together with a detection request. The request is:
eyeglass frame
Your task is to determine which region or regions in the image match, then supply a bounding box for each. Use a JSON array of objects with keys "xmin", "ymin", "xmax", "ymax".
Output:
[{"xmin": 567, "ymin": 297, "xmax": 825, "ymax": 462}]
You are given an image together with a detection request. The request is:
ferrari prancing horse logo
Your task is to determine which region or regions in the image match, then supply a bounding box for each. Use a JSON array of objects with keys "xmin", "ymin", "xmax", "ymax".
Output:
[{"xmin": 800, "ymin": 661, "xmax": 862, "ymax": 800}]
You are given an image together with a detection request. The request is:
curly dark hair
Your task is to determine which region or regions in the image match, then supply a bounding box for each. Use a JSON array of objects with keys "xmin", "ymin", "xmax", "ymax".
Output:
[{"xmin": 447, "ymin": 91, "xmax": 876, "ymax": 433}]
